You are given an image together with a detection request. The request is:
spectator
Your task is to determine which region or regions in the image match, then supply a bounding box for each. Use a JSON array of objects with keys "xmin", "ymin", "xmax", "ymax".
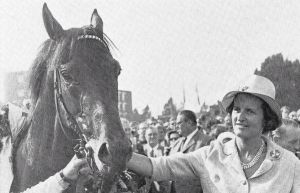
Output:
[
  {"xmin": 205, "ymin": 118, "xmax": 221, "ymax": 135},
  {"xmin": 270, "ymin": 118, "xmax": 300, "ymax": 159},
  {"xmin": 155, "ymin": 124, "xmax": 168, "ymax": 147},
  {"xmin": 167, "ymin": 110, "xmax": 211, "ymax": 193},
  {"xmin": 289, "ymin": 111, "xmax": 297, "ymax": 121},
  {"xmin": 209, "ymin": 123, "xmax": 228, "ymax": 140},
  {"xmin": 166, "ymin": 130, "xmax": 180, "ymax": 147},
  {"xmin": 281, "ymin": 106, "xmax": 290, "ymax": 119},
  {"xmin": 224, "ymin": 113, "xmax": 232, "ymax": 126},
  {"xmin": 121, "ymin": 118, "xmax": 131, "ymax": 139},
  {"xmin": 143, "ymin": 127, "xmax": 164, "ymax": 158},
  {"xmin": 197, "ymin": 113, "xmax": 209, "ymax": 131},
  {"xmin": 164, "ymin": 130, "xmax": 180, "ymax": 156},
  {"xmin": 215, "ymin": 115, "xmax": 224, "ymax": 123},
  {"xmin": 143, "ymin": 127, "xmax": 167, "ymax": 193},
  {"xmin": 137, "ymin": 122, "xmax": 148, "ymax": 145},
  {"xmin": 297, "ymin": 109, "xmax": 300, "ymax": 124},
  {"xmin": 127, "ymin": 75, "xmax": 300, "ymax": 193},
  {"xmin": 168, "ymin": 117, "xmax": 177, "ymax": 131}
]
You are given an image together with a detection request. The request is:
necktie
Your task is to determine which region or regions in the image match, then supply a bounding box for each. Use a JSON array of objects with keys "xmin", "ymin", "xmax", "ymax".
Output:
[
  {"xmin": 179, "ymin": 137, "xmax": 187, "ymax": 151},
  {"xmin": 150, "ymin": 149, "xmax": 154, "ymax": 157}
]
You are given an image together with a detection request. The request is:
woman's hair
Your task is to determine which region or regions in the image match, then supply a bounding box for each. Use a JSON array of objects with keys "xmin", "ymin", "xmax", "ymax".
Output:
[
  {"xmin": 166, "ymin": 130, "xmax": 180, "ymax": 139},
  {"xmin": 227, "ymin": 94, "xmax": 280, "ymax": 133}
]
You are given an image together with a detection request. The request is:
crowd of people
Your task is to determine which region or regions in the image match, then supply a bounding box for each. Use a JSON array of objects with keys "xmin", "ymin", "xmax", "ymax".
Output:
[
  {"xmin": 127, "ymin": 74, "xmax": 300, "ymax": 193},
  {"xmin": 119, "ymin": 104, "xmax": 300, "ymax": 193},
  {"xmin": 0, "ymin": 74, "xmax": 300, "ymax": 193}
]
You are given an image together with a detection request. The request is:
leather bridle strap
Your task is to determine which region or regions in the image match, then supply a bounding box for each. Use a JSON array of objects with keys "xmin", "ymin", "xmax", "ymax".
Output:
[{"xmin": 53, "ymin": 67, "xmax": 85, "ymax": 142}]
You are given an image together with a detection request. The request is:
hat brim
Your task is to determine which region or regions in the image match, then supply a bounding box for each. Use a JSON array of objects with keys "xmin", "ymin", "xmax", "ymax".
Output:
[{"xmin": 222, "ymin": 91, "xmax": 282, "ymax": 126}]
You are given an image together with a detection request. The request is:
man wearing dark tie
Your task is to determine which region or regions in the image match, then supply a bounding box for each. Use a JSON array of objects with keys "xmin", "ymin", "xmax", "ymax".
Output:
[
  {"xmin": 168, "ymin": 110, "xmax": 211, "ymax": 193},
  {"xmin": 142, "ymin": 126, "xmax": 168, "ymax": 193}
]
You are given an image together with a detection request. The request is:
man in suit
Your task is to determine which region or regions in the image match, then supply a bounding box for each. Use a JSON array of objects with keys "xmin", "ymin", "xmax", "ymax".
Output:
[
  {"xmin": 143, "ymin": 126, "xmax": 168, "ymax": 193},
  {"xmin": 168, "ymin": 110, "xmax": 211, "ymax": 193},
  {"xmin": 143, "ymin": 127, "xmax": 164, "ymax": 158}
]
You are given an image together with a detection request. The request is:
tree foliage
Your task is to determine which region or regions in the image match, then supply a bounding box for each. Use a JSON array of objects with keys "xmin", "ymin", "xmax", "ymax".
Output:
[
  {"xmin": 255, "ymin": 53, "xmax": 300, "ymax": 110},
  {"xmin": 162, "ymin": 97, "xmax": 178, "ymax": 118},
  {"xmin": 130, "ymin": 106, "xmax": 152, "ymax": 123}
]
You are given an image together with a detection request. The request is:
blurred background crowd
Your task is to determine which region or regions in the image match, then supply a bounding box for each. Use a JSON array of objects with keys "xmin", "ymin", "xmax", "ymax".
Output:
[{"xmin": 0, "ymin": 99, "xmax": 300, "ymax": 193}]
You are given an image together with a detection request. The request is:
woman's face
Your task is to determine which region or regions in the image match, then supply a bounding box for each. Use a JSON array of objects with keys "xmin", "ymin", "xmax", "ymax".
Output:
[{"xmin": 231, "ymin": 93, "xmax": 264, "ymax": 139}]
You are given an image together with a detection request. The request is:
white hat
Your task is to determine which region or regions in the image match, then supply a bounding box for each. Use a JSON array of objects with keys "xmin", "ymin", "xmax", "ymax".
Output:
[{"xmin": 222, "ymin": 75, "xmax": 281, "ymax": 125}]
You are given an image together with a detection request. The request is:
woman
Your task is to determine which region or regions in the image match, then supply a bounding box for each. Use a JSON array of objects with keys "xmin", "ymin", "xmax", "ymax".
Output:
[{"xmin": 127, "ymin": 75, "xmax": 300, "ymax": 193}]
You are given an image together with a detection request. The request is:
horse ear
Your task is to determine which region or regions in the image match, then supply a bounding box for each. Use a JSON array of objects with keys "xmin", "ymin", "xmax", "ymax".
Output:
[
  {"xmin": 42, "ymin": 3, "xmax": 64, "ymax": 41},
  {"xmin": 90, "ymin": 9, "xmax": 103, "ymax": 37}
]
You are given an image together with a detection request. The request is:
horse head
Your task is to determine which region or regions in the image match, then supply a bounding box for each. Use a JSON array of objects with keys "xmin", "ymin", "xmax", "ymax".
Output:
[{"xmin": 18, "ymin": 3, "xmax": 132, "ymax": 192}]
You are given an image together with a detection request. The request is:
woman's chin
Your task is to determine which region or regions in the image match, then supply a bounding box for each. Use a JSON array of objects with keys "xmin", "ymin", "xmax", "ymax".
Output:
[{"xmin": 233, "ymin": 129, "xmax": 248, "ymax": 138}]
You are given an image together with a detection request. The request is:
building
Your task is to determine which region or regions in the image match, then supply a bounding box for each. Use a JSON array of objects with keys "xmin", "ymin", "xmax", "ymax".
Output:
[
  {"xmin": 118, "ymin": 90, "xmax": 132, "ymax": 119},
  {"xmin": 4, "ymin": 71, "xmax": 29, "ymax": 106}
]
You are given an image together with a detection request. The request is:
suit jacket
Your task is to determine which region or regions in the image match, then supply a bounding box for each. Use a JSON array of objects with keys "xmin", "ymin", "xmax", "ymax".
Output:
[
  {"xmin": 168, "ymin": 129, "xmax": 211, "ymax": 193},
  {"xmin": 150, "ymin": 133, "xmax": 300, "ymax": 193},
  {"xmin": 143, "ymin": 144, "xmax": 165, "ymax": 158}
]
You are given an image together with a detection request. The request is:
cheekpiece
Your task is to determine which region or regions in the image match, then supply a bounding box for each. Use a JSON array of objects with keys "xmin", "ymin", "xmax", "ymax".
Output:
[{"xmin": 77, "ymin": 35, "xmax": 104, "ymax": 44}]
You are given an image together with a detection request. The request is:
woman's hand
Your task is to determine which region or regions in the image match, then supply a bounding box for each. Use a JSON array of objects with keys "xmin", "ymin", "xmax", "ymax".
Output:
[{"xmin": 61, "ymin": 155, "xmax": 92, "ymax": 181}]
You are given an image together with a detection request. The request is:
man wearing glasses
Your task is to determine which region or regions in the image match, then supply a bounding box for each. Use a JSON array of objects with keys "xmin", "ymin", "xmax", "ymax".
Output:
[{"xmin": 168, "ymin": 110, "xmax": 211, "ymax": 193}]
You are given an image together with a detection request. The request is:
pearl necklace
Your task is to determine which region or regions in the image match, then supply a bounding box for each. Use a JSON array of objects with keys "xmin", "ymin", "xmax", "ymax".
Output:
[{"xmin": 241, "ymin": 140, "xmax": 265, "ymax": 170}]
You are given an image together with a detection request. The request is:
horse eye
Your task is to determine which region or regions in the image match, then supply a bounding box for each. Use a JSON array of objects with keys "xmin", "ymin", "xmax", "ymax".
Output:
[{"xmin": 60, "ymin": 69, "xmax": 73, "ymax": 82}]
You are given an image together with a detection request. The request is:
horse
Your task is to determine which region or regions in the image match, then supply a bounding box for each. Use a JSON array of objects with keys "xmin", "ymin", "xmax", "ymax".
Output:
[{"xmin": 9, "ymin": 3, "xmax": 132, "ymax": 193}]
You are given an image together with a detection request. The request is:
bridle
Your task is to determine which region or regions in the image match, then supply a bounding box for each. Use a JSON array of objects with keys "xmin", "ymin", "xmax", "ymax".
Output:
[
  {"xmin": 54, "ymin": 66, "xmax": 86, "ymax": 142},
  {"xmin": 54, "ymin": 65, "xmax": 107, "ymax": 192},
  {"xmin": 52, "ymin": 34, "xmax": 136, "ymax": 192}
]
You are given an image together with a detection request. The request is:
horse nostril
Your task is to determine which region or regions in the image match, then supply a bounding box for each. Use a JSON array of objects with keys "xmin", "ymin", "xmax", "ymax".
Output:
[{"xmin": 98, "ymin": 142, "xmax": 111, "ymax": 165}]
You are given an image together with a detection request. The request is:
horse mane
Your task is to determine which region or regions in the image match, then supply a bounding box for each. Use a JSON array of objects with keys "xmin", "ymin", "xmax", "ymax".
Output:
[
  {"xmin": 28, "ymin": 31, "xmax": 116, "ymax": 106},
  {"xmin": 28, "ymin": 39, "xmax": 55, "ymax": 105}
]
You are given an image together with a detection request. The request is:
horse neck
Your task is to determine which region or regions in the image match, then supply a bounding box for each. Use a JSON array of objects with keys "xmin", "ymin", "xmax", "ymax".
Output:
[
  {"xmin": 13, "ymin": 82, "xmax": 75, "ymax": 192},
  {"xmin": 26, "ymin": 81, "xmax": 74, "ymax": 167}
]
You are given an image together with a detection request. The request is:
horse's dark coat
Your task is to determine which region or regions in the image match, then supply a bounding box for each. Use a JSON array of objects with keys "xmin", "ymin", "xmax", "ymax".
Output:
[{"xmin": 10, "ymin": 3, "xmax": 132, "ymax": 193}]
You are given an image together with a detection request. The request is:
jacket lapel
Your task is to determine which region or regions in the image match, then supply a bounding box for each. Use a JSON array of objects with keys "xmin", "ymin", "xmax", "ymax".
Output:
[
  {"xmin": 182, "ymin": 135, "xmax": 196, "ymax": 153},
  {"xmin": 170, "ymin": 138, "xmax": 184, "ymax": 154},
  {"xmin": 250, "ymin": 136, "xmax": 280, "ymax": 179},
  {"xmin": 181, "ymin": 130, "xmax": 203, "ymax": 153},
  {"xmin": 222, "ymin": 138, "xmax": 245, "ymax": 177}
]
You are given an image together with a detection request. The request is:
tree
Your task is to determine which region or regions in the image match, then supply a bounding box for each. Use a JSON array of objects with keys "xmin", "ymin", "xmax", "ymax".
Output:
[
  {"xmin": 162, "ymin": 97, "xmax": 178, "ymax": 118},
  {"xmin": 255, "ymin": 53, "xmax": 300, "ymax": 110},
  {"xmin": 131, "ymin": 108, "xmax": 142, "ymax": 123},
  {"xmin": 141, "ymin": 105, "xmax": 151, "ymax": 121}
]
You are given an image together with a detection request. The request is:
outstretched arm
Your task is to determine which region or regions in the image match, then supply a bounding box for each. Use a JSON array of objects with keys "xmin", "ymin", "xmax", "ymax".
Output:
[
  {"xmin": 21, "ymin": 156, "xmax": 90, "ymax": 193},
  {"xmin": 127, "ymin": 153, "xmax": 153, "ymax": 177},
  {"xmin": 127, "ymin": 151, "xmax": 202, "ymax": 182}
]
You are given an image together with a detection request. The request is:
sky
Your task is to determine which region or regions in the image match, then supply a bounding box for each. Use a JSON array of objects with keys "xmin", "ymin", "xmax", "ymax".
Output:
[{"xmin": 1, "ymin": 0, "xmax": 300, "ymax": 116}]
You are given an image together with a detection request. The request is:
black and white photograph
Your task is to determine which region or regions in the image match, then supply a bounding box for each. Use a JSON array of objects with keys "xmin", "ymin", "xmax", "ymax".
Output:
[{"xmin": 1, "ymin": 1, "xmax": 300, "ymax": 192}]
